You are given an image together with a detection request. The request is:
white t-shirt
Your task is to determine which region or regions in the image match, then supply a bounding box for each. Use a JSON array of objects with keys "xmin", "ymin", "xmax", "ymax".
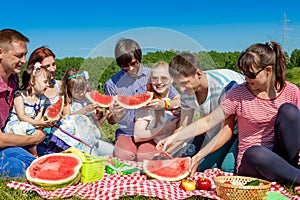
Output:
[{"xmin": 135, "ymin": 98, "xmax": 176, "ymax": 144}]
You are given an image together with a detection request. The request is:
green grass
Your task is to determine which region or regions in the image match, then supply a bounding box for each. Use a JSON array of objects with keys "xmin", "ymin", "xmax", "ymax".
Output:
[{"xmin": 287, "ymin": 67, "xmax": 300, "ymax": 88}]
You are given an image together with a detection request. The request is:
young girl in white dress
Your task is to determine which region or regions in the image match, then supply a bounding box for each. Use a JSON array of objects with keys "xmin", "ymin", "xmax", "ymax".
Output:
[
  {"xmin": 4, "ymin": 62, "xmax": 53, "ymax": 156},
  {"xmin": 48, "ymin": 68, "xmax": 114, "ymax": 156}
]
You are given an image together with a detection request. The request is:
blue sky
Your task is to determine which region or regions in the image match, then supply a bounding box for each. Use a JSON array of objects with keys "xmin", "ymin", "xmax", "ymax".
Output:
[{"xmin": 1, "ymin": 0, "xmax": 300, "ymax": 58}]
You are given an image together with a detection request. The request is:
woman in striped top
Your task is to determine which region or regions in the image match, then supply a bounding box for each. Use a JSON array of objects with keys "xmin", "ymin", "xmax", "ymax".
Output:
[{"xmin": 157, "ymin": 41, "xmax": 300, "ymax": 193}]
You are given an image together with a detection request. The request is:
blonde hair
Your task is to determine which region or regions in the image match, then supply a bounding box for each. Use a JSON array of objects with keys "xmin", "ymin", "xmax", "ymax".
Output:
[
  {"xmin": 147, "ymin": 61, "xmax": 171, "ymax": 128},
  {"xmin": 60, "ymin": 68, "xmax": 91, "ymax": 105}
]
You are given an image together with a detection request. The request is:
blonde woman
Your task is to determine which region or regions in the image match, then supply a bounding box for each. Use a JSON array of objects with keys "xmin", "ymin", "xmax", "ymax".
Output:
[{"xmin": 134, "ymin": 61, "xmax": 180, "ymax": 161}]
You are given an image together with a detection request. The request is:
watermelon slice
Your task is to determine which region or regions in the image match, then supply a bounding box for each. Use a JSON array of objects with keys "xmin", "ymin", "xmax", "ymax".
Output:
[
  {"xmin": 143, "ymin": 157, "xmax": 191, "ymax": 182},
  {"xmin": 115, "ymin": 91, "xmax": 153, "ymax": 109},
  {"xmin": 44, "ymin": 96, "xmax": 64, "ymax": 121},
  {"xmin": 85, "ymin": 90, "xmax": 114, "ymax": 107},
  {"xmin": 26, "ymin": 153, "xmax": 82, "ymax": 190}
]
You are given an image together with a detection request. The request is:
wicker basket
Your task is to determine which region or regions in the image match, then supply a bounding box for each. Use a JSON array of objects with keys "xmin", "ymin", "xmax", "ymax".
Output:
[
  {"xmin": 80, "ymin": 154, "xmax": 107, "ymax": 183},
  {"xmin": 214, "ymin": 176, "xmax": 271, "ymax": 200}
]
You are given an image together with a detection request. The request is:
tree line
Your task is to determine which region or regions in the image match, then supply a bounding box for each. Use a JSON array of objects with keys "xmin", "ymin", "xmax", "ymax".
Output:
[{"xmin": 21, "ymin": 49, "xmax": 300, "ymax": 92}]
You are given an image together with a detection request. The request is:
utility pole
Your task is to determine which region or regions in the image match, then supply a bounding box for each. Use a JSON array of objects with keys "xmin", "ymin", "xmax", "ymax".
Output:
[{"xmin": 281, "ymin": 12, "xmax": 292, "ymax": 56}]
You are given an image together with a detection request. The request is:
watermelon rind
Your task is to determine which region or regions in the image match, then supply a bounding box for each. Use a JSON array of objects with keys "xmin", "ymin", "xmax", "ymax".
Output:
[
  {"xmin": 85, "ymin": 90, "xmax": 114, "ymax": 108},
  {"xmin": 116, "ymin": 92, "xmax": 153, "ymax": 109},
  {"xmin": 142, "ymin": 157, "xmax": 191, "ymax": 182},
  {"xmin": 31, "ymin": 172, "xmax": 81, "ymax": 191},
  {"xmin": 44, "ymin": 96, "xmax": 64, "ymax": 121},
  {"xmin": 26, "ymin": 153, "xmax": 82, "ymax": 190}
]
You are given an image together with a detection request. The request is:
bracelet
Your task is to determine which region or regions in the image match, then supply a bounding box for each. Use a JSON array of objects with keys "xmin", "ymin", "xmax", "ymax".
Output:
[{"xmin": 164, "ymin": 100, "xmax": 171, "ymax": 109}]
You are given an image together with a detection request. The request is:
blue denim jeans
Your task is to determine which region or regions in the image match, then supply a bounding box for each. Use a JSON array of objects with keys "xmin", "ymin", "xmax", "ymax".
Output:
[{"xmin": 0, "ymin": 147, "xmax": 35, "ymax": 178}]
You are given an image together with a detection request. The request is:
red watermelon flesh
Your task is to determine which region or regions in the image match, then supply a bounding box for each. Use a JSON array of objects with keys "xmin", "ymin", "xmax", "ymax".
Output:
[
  {"xmin": 116, "ymin": 91, "xmax": 153, "ymax": 109},
  {"xmin": 45, "ymin": 96, "xmax": 64, "ymax": 121},
  {"xmin": 85, "ymin": 90, "xmax": 114, "ymax": 107},
  {"xmin": 26, "ymin": 153, "xmax": 82, "ymax": 190},
  {"xmin": 143, "ymin": 157, "xmax": 191, "ymax": 181},
  {"xmin": 29, "ymin": 155, "xmax": 79, "ymax": 180}
]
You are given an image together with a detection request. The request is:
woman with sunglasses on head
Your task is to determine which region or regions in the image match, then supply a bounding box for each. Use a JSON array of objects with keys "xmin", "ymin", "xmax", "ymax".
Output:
[
  {"xmin": 133, "ymin": 61, "xmax": 180, "ymax": 161},
  {"xmin": 104, "ymin": 39, "xmax": 178, "ymax": 161},
  {"xmin": 157, "ymin": 41, "xmax": 300, "ymax": 194}
]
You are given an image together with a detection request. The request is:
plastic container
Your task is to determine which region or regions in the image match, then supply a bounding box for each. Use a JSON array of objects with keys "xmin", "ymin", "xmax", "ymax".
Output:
[{"xmin": 81, "ymin": 154, "xmax": 107, "ymax": 183}]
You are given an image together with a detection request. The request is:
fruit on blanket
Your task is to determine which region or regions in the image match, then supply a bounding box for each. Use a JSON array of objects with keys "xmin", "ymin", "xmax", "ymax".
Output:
[
  {"xmin": 196, "ymin": 177, "xmax": 212, "ymax": 190},
  {"xmin": 142, "ymin": 157, "xmax": 191, "ymax": 182},
  {"xmin": 180, "ymin": 179, "xmax": 197, "ymax": 191},
  {"xmin": 44, "ymin": 96, "xmax": 64, "ymax": 121},
  {"xmin": 63, "ymin": 146, "xmax": 87, "ymax": 161},
  {"xmin": 85, "ymin": 90, "xmax": 114, "ymax": 107},
  {"xmin": 115, "ymin": 91, "xmax": 153, "ymax": 109},
  {"xmin": 26, "ymin": 153, "xmax": 82, "ymax": 190}
]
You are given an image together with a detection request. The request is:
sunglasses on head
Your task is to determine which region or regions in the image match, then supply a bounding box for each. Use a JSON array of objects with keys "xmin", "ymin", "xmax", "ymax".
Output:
[
  {"xmin": 241, "ymin": 67, "xmax": 266, "ymax": 79},
  {"xmin": 120, "ymin": 60, "xmax": 139, "ymax": 69}
]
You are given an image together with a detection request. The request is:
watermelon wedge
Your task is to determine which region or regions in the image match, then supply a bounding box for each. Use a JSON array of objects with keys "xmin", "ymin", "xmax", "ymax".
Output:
[
  {"xmin": 85, "ymin": 90, "xmax": 114, "ymax": 107},
  {"xmin": 116, "ymin": 91, "xmax": 153, "ymax": 109},
  {"xmin": 44, "ymin": 96, "xmax": 64, "ymax": 121},
  {"xmin": 26, "ymin": 153, "xmax": 82, "ymax": 190},
  {"xmin": 143, "ymin": 157, "xmax": 191, "ymax": 182}
]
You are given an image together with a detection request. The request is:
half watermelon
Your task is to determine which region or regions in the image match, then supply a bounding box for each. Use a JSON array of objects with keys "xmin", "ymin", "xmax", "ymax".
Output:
[
  {"xmin": 26, "ymin": 153, "xmax": 82, "ymax": 190},
  {"xmin": 143, "ymin": 157, "xmax": 191, "ymax": 182},
  {"xmin": 44, "ymin": 96, "xmax": 64, "ymax": 121},
  {"xmin": 85, "ymin": 90, "xmax": 114, "ymax": 107},
  {"xmin": 115, "ymin": 91, "xmax": 153, "ymax": 109}
]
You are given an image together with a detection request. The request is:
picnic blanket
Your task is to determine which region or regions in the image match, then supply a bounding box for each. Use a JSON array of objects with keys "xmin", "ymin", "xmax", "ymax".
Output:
[{"xmin": 6, "ymin": 159, "xmax": 300, "ymax": 200}]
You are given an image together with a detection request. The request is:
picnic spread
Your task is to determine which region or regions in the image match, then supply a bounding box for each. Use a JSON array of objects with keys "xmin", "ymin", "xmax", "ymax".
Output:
[{"xmin": 6, "ymin": 154, "xmax": 300, "ymax": 200}]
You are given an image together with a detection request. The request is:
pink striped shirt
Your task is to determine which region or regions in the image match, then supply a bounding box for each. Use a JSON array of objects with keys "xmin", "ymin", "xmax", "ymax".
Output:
[{"xmin": 221, "ymin": 82, "xmax": 300, "ymax": 170}]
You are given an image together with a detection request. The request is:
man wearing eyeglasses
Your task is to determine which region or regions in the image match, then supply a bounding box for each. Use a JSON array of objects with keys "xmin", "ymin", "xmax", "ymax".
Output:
[
  {"xmin": 0, "ymin": 29, "xmax": 46, "ymax": 177},
  {"xmin": 104, "ymin": 38, "xmax": 178, "ymax": 161}
]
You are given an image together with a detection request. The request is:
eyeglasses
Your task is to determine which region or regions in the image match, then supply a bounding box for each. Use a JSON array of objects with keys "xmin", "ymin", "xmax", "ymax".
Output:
[
  {"xmin": 120, "ymin": 60, "xmax": 139, "ymax": 69},
  {"xmin": 241, "ymin": 67, "xmax": 266, "ymax": 79},
  {"xmin": 151, "ymin": 76, "xmax": 170, "ymax": 84}
]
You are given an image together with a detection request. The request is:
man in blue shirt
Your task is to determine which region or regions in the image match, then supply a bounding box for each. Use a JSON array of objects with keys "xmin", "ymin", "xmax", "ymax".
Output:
[{"xmin": 105, "ymin": 39, "xmax": 178, "ymax": 161}]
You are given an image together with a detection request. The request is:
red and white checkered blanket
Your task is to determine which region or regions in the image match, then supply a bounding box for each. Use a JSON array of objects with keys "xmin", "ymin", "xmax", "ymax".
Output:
[{"xmin": 6, "ymin": 160, "xmax": 300, "ymax": 200}]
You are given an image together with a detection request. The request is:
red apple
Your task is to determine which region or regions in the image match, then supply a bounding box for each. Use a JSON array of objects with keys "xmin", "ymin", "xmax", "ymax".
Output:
[
  {"xmin": 196, "ymin": 177, "xmax": 212, "ymax": 190},
  {"xmin": 180, "ymin": 179, "xmax": 197, "ymax": 191}
]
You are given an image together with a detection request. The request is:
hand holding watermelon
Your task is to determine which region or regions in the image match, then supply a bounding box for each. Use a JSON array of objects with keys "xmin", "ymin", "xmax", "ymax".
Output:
[
  {"xmin": 112, "ymin": 103, "xmax": 126, "ymax": 119},
  {"xmin": 39, "ymin": 117, "xmax": 56, "ymax": 128},
  {"xmin": 190, "ymin": 154, "xmax": 203, "ymax": 176},
  {"xmin": 146, "ymin": 99, "xmax": 165, "ymax": 110}
]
